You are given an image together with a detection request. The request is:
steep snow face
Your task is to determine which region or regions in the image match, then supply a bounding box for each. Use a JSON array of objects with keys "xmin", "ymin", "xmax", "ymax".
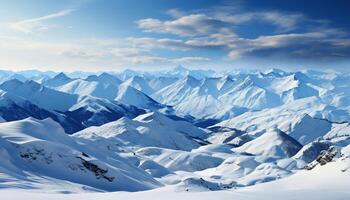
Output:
[
  {"xmin": 0, "ymin": 79, "xmax": 77, "ymax": 112},
  {"xmin": 153, "ymin": 76, "xmax": 231, "ymax": 118},
  {"xmin": 148, "ymin": 77, "xmax": 178, "ymax": 91},
  {"xmin": 153, "ymin": 75, "xmax": 201, "ymax": 105},
  {"xmin": 55, "ymin": 74, "xmax": 165, "ymax": 111},
  {"xmin": 281, "ymin": 75, "xmax": 319, "ymax": 103},
  {"xmin": 56, "ymin": 73, "xmax": 121, "ymax": 100},
  {"xmin": 57, "ymin": 79, "xmax": 119, "ymax": 100},
  {"xmin": 0, "ymin": 80, "xmax": 146, "ymax": 134},
  {"xmin": 74, "ymin": 112, "xmax": 204, "ymax": 151},
  {"xmin": 85, "ymin": 72, "xmax": 121, "ymax": 86},
  {"xmin": 115, "ymin": 84, "xmax": 164, "ymax": 110},
  {"xmin": 153, "ymin": 72, "xmax": 323, "ymax": 119},
  {"xmin": 154, "ymin": 65, "xmax": 217, "ymax": 79},
  {"xmin": 43, "ymin": 72, "xmax": 73, "ymax": 88},
  {"xmin": 235, "ymin": 128, "xmax": 302, "ymax": 158},
  {"xmin": 288, "ymin": 114, "xmax": 332, "ymax": 145},
  {"xmin": 0, "ymin": 90, "xmax": 61, "ymax": 123},
  {"xmin": 121, "ymin": 76, "xmax": 154, "ymax": 96},
  {"xmin": 0, "ymin": 79, "xmax": 113, "ymax": 113},
  {"xmin": 0, "ymin": 72, "xmax": 28, "ymax": 84},
  {"xmin": 293, "ymin": 141, "xmax": 331, "ymax": 163},
  {"xmin": 0, "ymin": 71, "xmax": 15, "ymax": 83},
  {"xmin": 216, "ymin": 97, "xmax": 348, "ymax": 137},
  {"xmin": 219, "ymin": 76, "xmax": 283, "ymax": 109},
  {"xmin": 0, "ymin": 118, "xmax": 160, "ymax": 192}
]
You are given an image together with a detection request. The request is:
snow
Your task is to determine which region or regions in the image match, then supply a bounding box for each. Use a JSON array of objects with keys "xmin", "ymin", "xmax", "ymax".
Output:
[
  {"xmin": 0, "ymin": 79, "xmax": 77, "ymax": 112},
  {"xmin": 73, "ymin": 112, "xmax": 204, "ymax": 151},
  {"xmin": 122, "ymin": 75, "xmax": 154, "ymax": 96},
  {"xmin": 43, "ymin": 72, "xmax": 73, "ymax": 88},
  {"xmin": 115, "ymin": 84, "xmax": 163, "ymax": 110},
  {"xmin": 235, "ymin": 128, "xmax": 302, "ymax": 158},
  {"xmin": 1, "ymin": 153, "xmax": 349, "ymax": 199},
  {"xmin": 0, "ymin": 68, "xmax": 349, "ymax": 199},
  {"xmin": 0, "ymin": 118, "xmax": 161, "ymax": 192},
  {"xmin": 288, "ymin": 114, "xmax": 332, "ymax": 144}
]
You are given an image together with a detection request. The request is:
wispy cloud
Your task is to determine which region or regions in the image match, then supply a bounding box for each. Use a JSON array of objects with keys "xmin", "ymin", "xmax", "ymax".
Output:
[
  {"xmin": 136, "ymin": 7, "xmax": 350, "ymax": 61},
  {"xmin": 137, "ymin": 14, "xmax": 231, "ymax": 37},
  {"xmin": 1, "ymin": 2, "xmax": 349, "ymax": 70},
  {"xmin": 61, "ymin": 40, "xmax": 210, "ymax": 65},
  {"xmin": 9, "ymin": 8, "xmax": 74, "ymax": 34},
  {"xmin": 137, "ymin": 9, "xmax": 304, "ymax": 38}
]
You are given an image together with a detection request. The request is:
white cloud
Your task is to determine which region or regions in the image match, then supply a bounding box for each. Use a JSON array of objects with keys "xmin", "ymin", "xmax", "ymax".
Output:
[
  {"xmin": 137, "ymin": 14, "xmax": 230, "ymax": 36},
  {"xmin": 226, "ymin": 31, "xmax": 349, "ymax": 59},
  {"xmin": 127, "ymin": 55, "xmax": 209, "ymax": 65},
  {"xmin": 126, "ymin": 37, "xmax": 191, "ymax": 51},
  {"xmin": 214, "ymin": 11, "xmax": 303, "ymax": 32},
  {"xmin": 1, "ymin": 4, "xmax": 349, "ymax": 71},
  {"xmin": 56, "ymin": 38, "xmax": 211, "ymax": 65},
  {"xmin": 110, "ymin": 47, "xmax": 149, "ymax": 57},
  {"xmin": 9, "ymin": 9, "xmax": 74, "ymax": 34},
  {"xmin": 173, "ymin": 56, "xmax": 210, "ymax": 63},
  {"xmin": 137, "ymin": 9, "xmax": 305, "ymax": 38},
  {"xmin": 166, "ymin": 9, "xmax": 186, "ymax": 18}
]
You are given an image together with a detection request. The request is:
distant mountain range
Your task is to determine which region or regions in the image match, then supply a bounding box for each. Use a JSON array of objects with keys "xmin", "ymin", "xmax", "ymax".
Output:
[{"xmin": 0, "ymin": 66, "xmax": 349, "ymax": 193}]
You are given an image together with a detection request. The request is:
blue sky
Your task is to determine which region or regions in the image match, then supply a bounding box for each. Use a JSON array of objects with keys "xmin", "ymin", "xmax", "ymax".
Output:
[{"xmin": 0, "ymin": 0, "xmax": 349, "ymax": 72}]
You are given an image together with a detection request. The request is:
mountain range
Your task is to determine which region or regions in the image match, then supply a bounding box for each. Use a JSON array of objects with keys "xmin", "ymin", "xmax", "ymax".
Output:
[{"xmin": 0, "ymin": 66, "xmax": 349, "ymax": 197}]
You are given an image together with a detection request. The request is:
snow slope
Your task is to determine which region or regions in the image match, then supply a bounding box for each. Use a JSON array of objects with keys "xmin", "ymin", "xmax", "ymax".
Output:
[
  {"xmin": 0, "ymin": 68, "xmax": 349, "ymax": 199},
  {"xmin": 150, "ymin": 68, "xmax": 350, "ymax": 121},
  {"xmin": 235, "ymin": 128, "xmax": 302, "ymax": 158},
  {"xmin": 1, "ymin": 146, "xmax": 349, "ymax": 199},
  {"xmin": 0, "ymin": 118, "xmax": 160, "ymax": 192},
  {"xmin": 73, "ymin": 112, "xmax": 206, "ymax": 151},
  {"xmin": 0, "ymin": 79, "xmax": 146, "ymax": 133}
]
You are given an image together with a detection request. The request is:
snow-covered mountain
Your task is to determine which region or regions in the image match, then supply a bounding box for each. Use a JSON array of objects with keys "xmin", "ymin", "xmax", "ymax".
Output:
[
  {"xmin": 0, "ymin": 118, "xmax": 160, "ymax": 192},
  {"xmin": 0, "ymin": 67, "xmax": 349, "ymax": 197},
  {"xmin": 0, "ymin": 79, "xmax": 145, "ymax": 133},
  {"xmin": 74, "ymin": 111, "xmax": 207, "ymax": 151},
  {"xmin": 43, "ymin": 72, "xmax": 74, "ymax": 88},
  {"xmin": 149, "ymin": 68, "xmax": 349, "ymax": 121},
  {"xmin": 44, "ymin": 72, "xmax": 169, "ymax": 111}
]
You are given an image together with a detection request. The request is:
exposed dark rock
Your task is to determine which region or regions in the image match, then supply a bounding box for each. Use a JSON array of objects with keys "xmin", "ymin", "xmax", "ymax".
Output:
[{"xmin": 77, "ymin": 157, "xmax": 115, "ymax": 182}]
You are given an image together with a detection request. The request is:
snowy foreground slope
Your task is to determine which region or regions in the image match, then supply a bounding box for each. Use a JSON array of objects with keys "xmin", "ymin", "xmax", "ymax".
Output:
[
  {"xmin": 1, "ymin": 151, "xmax": 349, "ymax": 200},
  {"xmin": 0, "ymin": 67, "xmax": 349, "ymax": 199}
]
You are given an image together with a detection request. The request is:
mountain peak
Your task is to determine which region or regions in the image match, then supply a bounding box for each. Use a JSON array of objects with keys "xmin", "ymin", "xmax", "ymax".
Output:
[
  {"xmin": 98, "ymin": 72, "xmax": 115, "ymax": 79},
  {"xmin": 129, "ymin": 75, "xmax": 144, "ymax": 82},
  {"xmin": 54, "ymin": 72, "xmax": 70, "ymax": 80},
  {"xmin": 98, "ymin": 72, "xmax": 121, "ymax": 83},
  {"xmin": 236, "ymin": 128, "xmax": 302, "ymax": 158},
  {"xmin": 182, "ymin": 75, "xmax": 199, "ymax": 86},
  {"xmin": 173, "ymin": 65, "xmax": 188, "ymax": 72},
  {"xmin": 0, "ymin": 78, "xmax": 24, "ymax": 88},
  {"xmin": 134, "ymin": 111, "xmax": 168, "ymax": 123},
  {"xmin": 25, "ymin": 80, "xmax": 43, "ymax": 91},
  {"xmin": 85, "ymin": 72, "xmax": 121, "ymax": 86}
]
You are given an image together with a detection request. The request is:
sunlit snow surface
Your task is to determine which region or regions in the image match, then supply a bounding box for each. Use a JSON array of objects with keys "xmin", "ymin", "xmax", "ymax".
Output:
[
  {"xmin": 1, "ymin": 156, "xmax": 349, "ymax": 199},
  {"xmin": 0, "ymin": 68, "xmax": 349, "ymax": 199}
]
